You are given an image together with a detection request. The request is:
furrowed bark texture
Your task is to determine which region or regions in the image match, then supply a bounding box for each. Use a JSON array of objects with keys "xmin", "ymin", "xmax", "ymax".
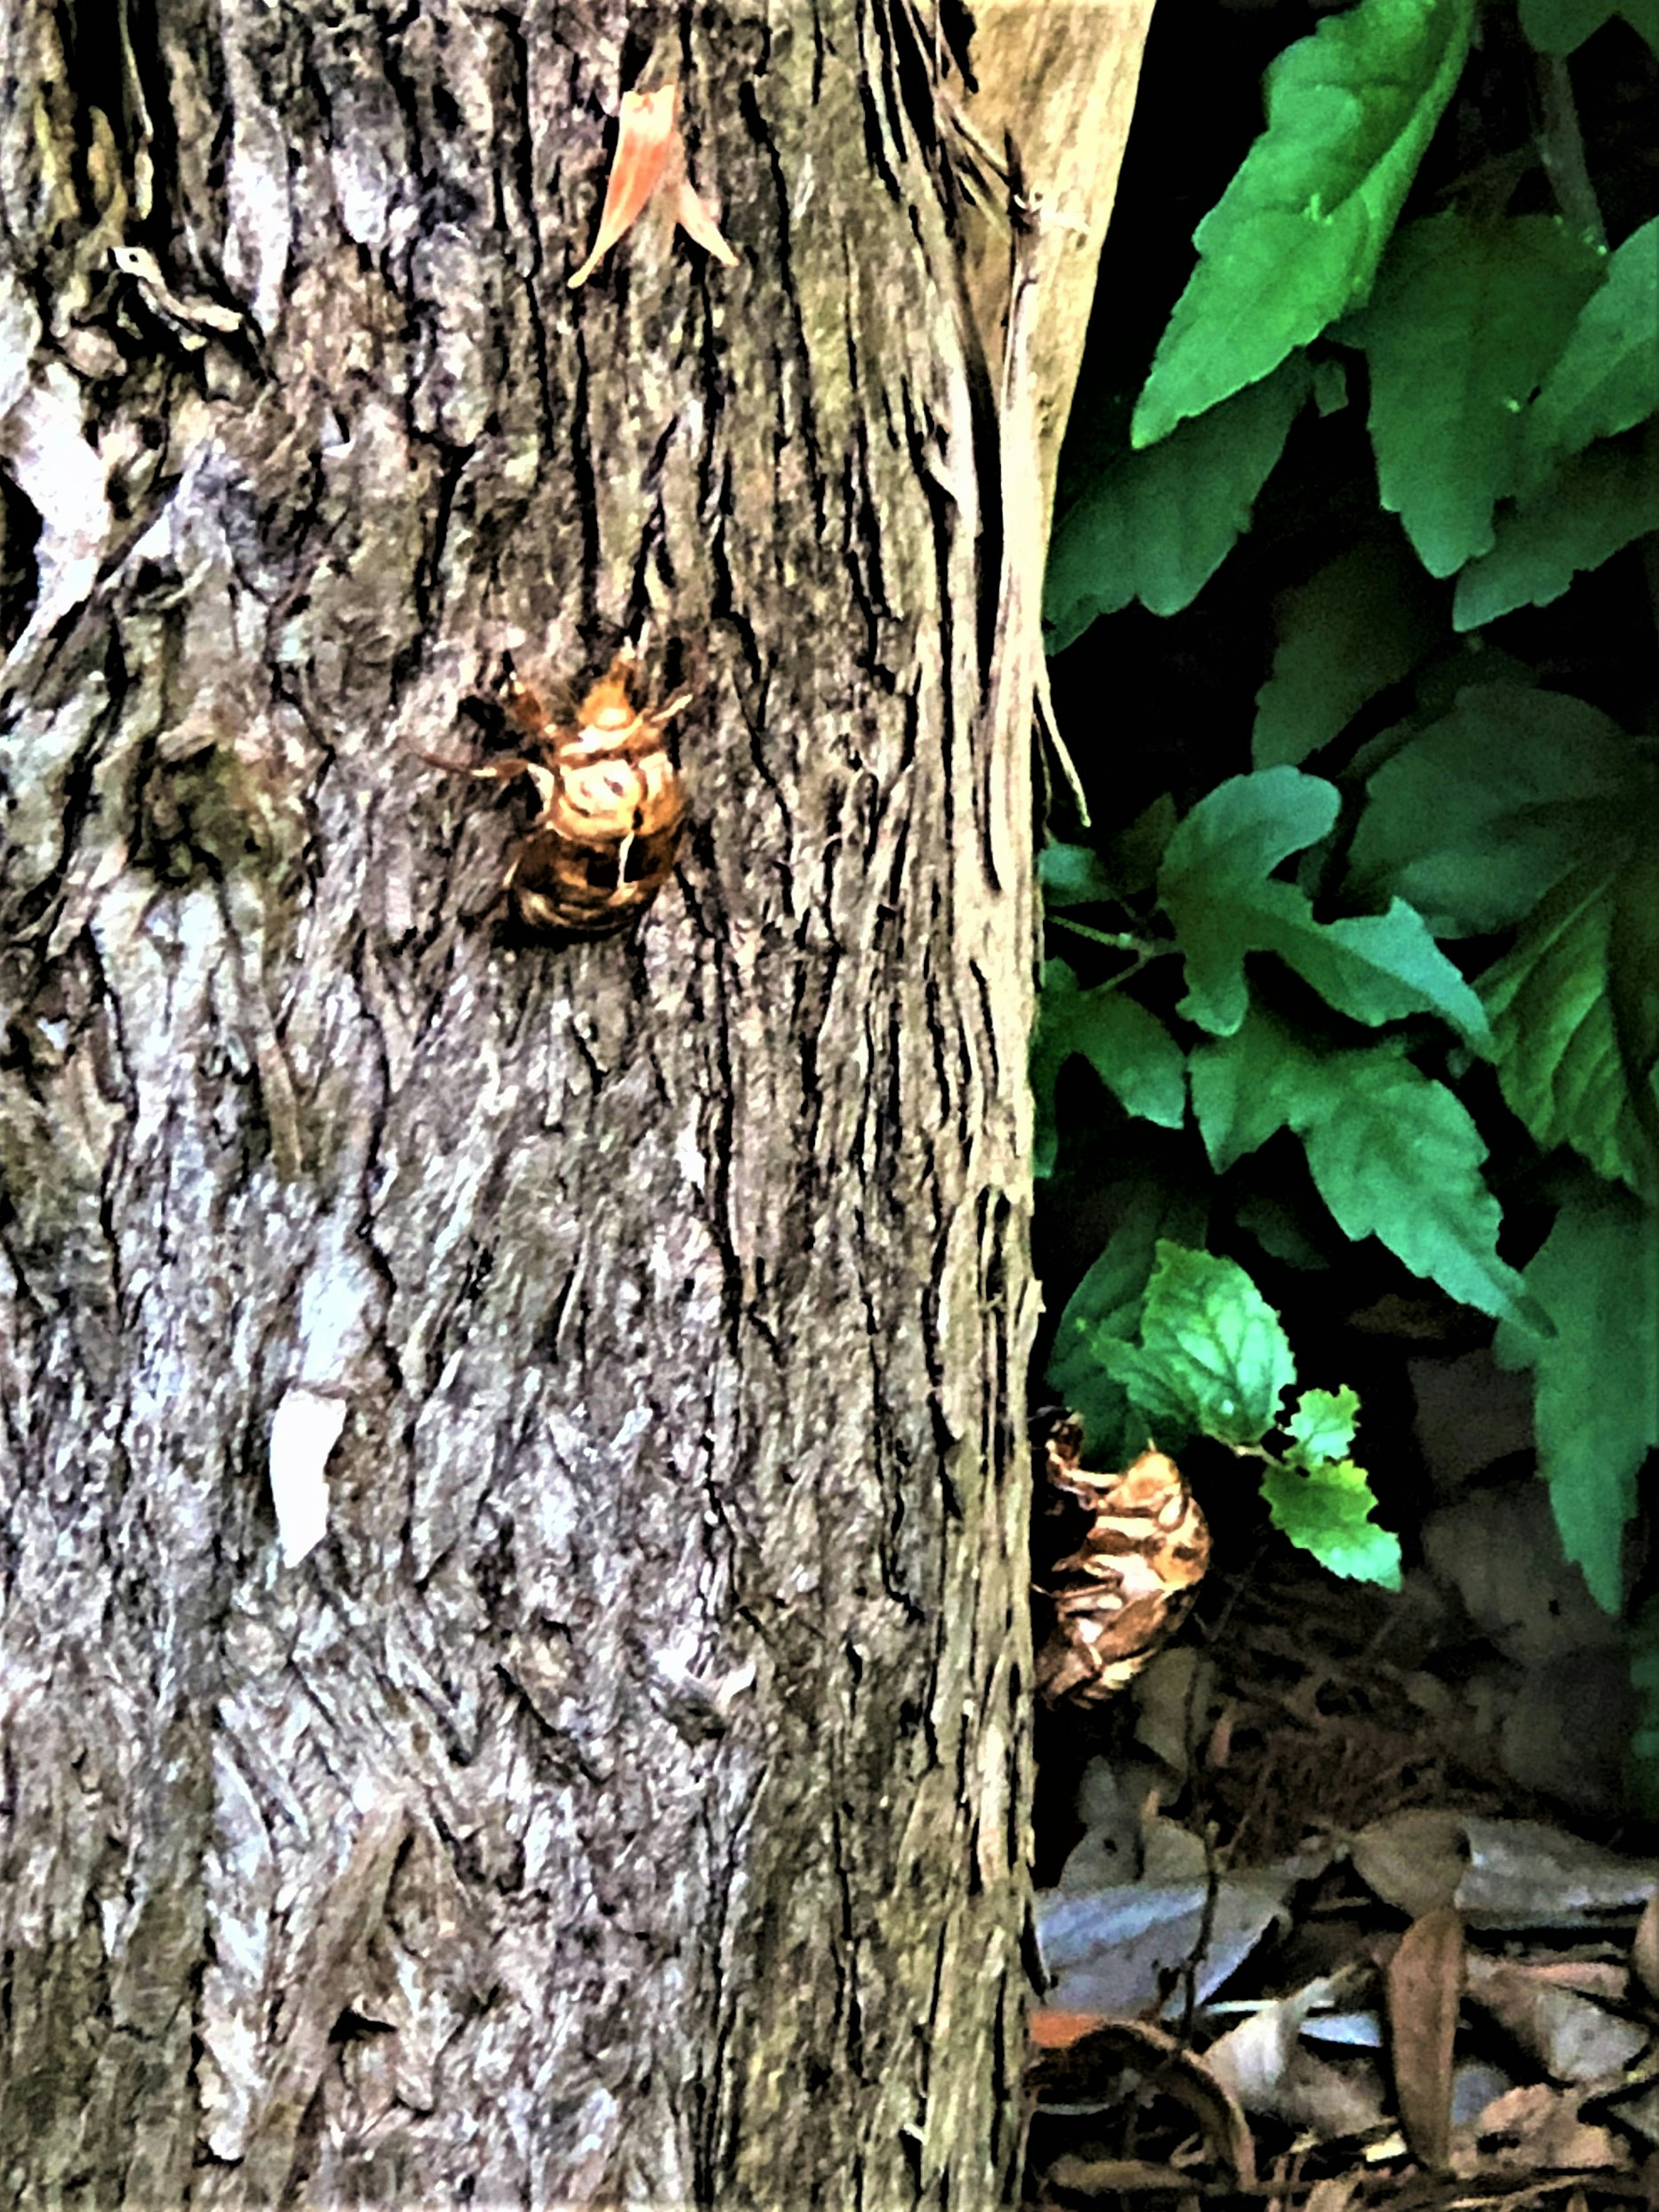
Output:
[{"xmin": 0, "ymin": 1, "xmax": 1049, "ymax": 2205}]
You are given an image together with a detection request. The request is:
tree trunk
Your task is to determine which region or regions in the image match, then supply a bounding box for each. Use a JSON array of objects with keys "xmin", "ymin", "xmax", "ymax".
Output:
[{"xmin": 0, "ymin": 2, "xmax": 1143, "ymax": 2203}]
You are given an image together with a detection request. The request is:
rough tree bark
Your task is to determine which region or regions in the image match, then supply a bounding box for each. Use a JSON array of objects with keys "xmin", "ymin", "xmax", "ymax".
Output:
[{"xmin": 0, "ymin": 1, "xmax": 1148, "ymax": 2203}]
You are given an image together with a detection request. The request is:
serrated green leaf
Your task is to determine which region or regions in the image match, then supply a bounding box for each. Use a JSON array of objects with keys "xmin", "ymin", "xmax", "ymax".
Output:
[
  {"xmin": 1188, "ymin": 1004, "xmax": 1305, "ymax": 1172},
  {"xmin": 1102, "ymin": 1241, "xmax": 1297, "ymax": 1446},
  {"xmin": 1048, "ymin": 1179, "xmax": 1211, "ymax": 1455},
  {"xmin": 1158, "ymin": 769, "xmax": 1491, "ymax": 1041},
  {"xmin": 1253, "ymin": 534, "xmax": 1444, "ymax": 768},
  {"xmin": 1301, "ymin": 1045, "xmax": 1522, "ymax": 1315},
  {"xmin": 1495, "ymin": 1186, "xmax": 1659, "ymax": 1611},
  {"xmin": 1191, "ymin": 1011, "xmax": 1524, "ymax": 1315},
  {"xmin": 1346, "ymin": 213, "xmax": 1605, "ymax": 575},
  {"xmin": 1522, "ymin": 0, "xmax": 1659, "ymax": 51},
  {"xmin": 1282, "ymin": 899, "xmax": 1492, "ymax": 1042},
  {"xmin": 1286, "ymin": 1384, "xmax": 1363, "ymax": 1462},
  {"xmin": 1045, "ymin": 359, "xmax": 1311, "ymax": 648},
  {"xmin": 1455, "ymin": 419, "xmax": 1659, "ymax": 628},
  {"xmin": 1482, "ymin": 840, "xmax": 1659, "ymax": 1202},
  {"xmin": 1261, "ymin": 1456, "xmax": 1403, "ymax": 1586},
  {"xmin": 1521, "ymin": 219, "xmax": 1659, "ymax": 488},
  {"xmin": 1033, "ymin": 960, "xmax": 1188, "ymax": 1175},
  {"xmin": 1348, "ymin": 684, "xmax": 1639, "ymax": 935},
  {"xmin": 1131, "ymin": 0, "xmax": 1476, "ymax": 447}
]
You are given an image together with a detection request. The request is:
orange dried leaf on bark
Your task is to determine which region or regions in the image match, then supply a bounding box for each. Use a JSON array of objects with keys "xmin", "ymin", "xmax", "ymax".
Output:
[{"xmin": 569, "ymin": 83, "xmax": 737, "ymax": 288}]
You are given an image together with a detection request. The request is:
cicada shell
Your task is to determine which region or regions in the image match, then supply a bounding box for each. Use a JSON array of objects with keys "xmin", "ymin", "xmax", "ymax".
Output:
[
  {"xmin": 419, "ymin": 644, "xmax": 690, "ymax": 939},
  {"xmin": 1035, "ymin": 1414, "xmax": 1211, "ymax": 1705}
]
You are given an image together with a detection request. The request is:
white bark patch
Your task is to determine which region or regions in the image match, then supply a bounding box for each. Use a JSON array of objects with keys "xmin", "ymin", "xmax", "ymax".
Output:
[
  {"xmin": 0, "ymin": 365, "xmax": 112, "ymax": 650},
  {"xmin": 268, "ymin": 1388, "xmax": 348, "ymax": 1565}
]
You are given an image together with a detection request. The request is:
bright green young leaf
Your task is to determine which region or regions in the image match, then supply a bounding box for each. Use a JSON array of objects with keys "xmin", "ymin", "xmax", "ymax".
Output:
[
  {"xmin": 1348, "ymin": 684, "xmax": 1638, "ymax": 935},
  {"xmin": 1494, "ymin": 1185, "xmax": 1659, "ymax": 1612},
  {"xmin": 1252, "ymin": 534, "xmax": 1444, "ymax": 767},
  {"xmin": 1045, "ymin": 359, "xmax": 1311, "ymax": 649},
  {"xmin": 1158, "ymin": 769, "xmax": 1491, "ymax": 1042},
  {"xmin": 1482, "ymin": 841, "xmax": 1659, "ymax": 1203},
  {"xmin": 1191, "ymin": 1011, "xmax": 1524, "ymax": 1315},
  {"xmin": 1047, "ymin": 1179, "xmax": 1211, "ymax": 1456},
  {"xmin": 1033, "ymin": 960, "xmax": 1188, "ymax": 1176},
  {"xmin": 1455, "ymin": 420, "xmax": 1659, "ymax": 628},
  {"xmin": 1285, "ymin": 1383, "xmax": 1362, "ymax": 1463},
  {"xmin": 1101, "ymin": 1241, "xmax": 1297, "ymax": 1446},
  {"xmin": 1261, "ymin": 1456, "xmax": 1404, "ymax": 1586},
  {"xmin": 1521, "ymin": 0, "xmax": 1659, "ymax": 51},
  {"xmin": 1521, "ymin": 219, "xmax": 1659, "ymax": 488},
  {"xmin": 1131, "ymin": 0, "xmax": 1476, "ymax": 447},
  {"xmin": 1346, "ymin": 213, "xmax": 1605, "ymax": 575}
]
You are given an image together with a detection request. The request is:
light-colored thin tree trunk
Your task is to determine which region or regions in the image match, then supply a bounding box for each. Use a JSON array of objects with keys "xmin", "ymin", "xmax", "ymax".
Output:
[{"xmin": 0, "ymin": 1, "xmax": 1149, "ymax": 2202}]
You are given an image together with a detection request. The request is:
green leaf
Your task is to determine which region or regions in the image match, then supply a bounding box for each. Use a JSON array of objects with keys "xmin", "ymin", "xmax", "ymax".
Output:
[
  {"xmin": 1345, "ymin": 213, "xmax": 1605, "ymax": 575},
  {"xmin": 1285, "ymin": 1383, "xmax": 1362, "ymax": 1463},
  {"xmin": 1482, "ymin": 840, "xmax": 1659, "ymax": 1202},
  {"xmin": 1301, "ymin": 1046, "xmax": 1522, "ymax": 1315},
  {"xmin": 1042, "ymin": 802, "xmax": 1179, "ymax": 906},
  {"xmin": 1188, "ymin": 1004, "xmax": 1309, "ymax": 1172},
  {"xmin": 1131, "ymin": 0, "xmax": 1477, "ymax": 447},
  {"xmin": 1102, "ymin": 795, "xmax": 1179, "ymax": 899},
  {"xmin": 1252, "ymin": 534, "xmax": 1444, "ymax": 767},
  {"xmin": 1033, "ymin": 960, "xmax": 1188, "ymax": 1176},
  {"xmin": 1347, "ymin": 684, "xmax": 1639, "ymax": 936},
  {"xmin": 1521, "ymin": 219, "xmax": 1659, "ymax": 488},
  {"xmin": 1495, "ymin": 1186, "xmax": 1659, "ymax": 1611},
  {"xmin": 1102, "ymin": 1241, "xmax": 1297, "ymax": 1446},
  {"xmin": 1521, "ymin": 0, "xmax": 1659, "ymax": 52},
  {"xmin": 1041, "ymin": 843, "xmax": 1119, "ymax": 909},
  {"xmin": 1158, "ymin": 769, "xmax": 1491, "ymax": 1042},
  {"xmin": 1455, "ymin": 419, "xmax": 1659, "ymax": 628},
  {"xmin": 1045, "ymin": 359, "xmax": 1311, "ymax": 648},
  {"xmin": 1048, "ymin": 1180, "xmax": 1211, "ymax": 1455},
  {"xmin": 1191, "ymin": 1011, "xmax": 1525, "ymax": 1315},
  {"xmin": 1261, "ymin": 1456, "xmax": 1404, "ymax": 1586}
]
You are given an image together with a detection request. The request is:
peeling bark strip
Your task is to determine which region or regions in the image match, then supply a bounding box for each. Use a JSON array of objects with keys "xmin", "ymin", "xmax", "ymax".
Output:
[{"xmin": 0, "ymin": 2, "xmax": 1052, "ymax": 2206}]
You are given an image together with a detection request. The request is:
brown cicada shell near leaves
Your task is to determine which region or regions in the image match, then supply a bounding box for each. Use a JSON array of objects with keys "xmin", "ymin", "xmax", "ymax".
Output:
[
  {"xmin": 1035, "ymin": 1413, "xmax": 1212, "ymax": 1704},
  {"xmin": 414, "ymin": 644, "xmax": 692, "ymax": 940}
]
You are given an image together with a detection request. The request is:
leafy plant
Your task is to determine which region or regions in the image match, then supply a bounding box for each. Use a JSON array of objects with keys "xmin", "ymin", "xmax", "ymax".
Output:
[
  {"xmin": 1040, "ymin": 0, "xmax": 1659, "ymax": 1798},
  {"xmin": 1090, "ymin": 1239, "xmax": 1402, "ymax": 1587}
]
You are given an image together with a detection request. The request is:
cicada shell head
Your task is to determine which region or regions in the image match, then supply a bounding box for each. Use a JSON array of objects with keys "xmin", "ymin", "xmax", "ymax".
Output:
[{"xmin": 420, "ymin": 643, "xmax": 694, "ymax": 941}]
